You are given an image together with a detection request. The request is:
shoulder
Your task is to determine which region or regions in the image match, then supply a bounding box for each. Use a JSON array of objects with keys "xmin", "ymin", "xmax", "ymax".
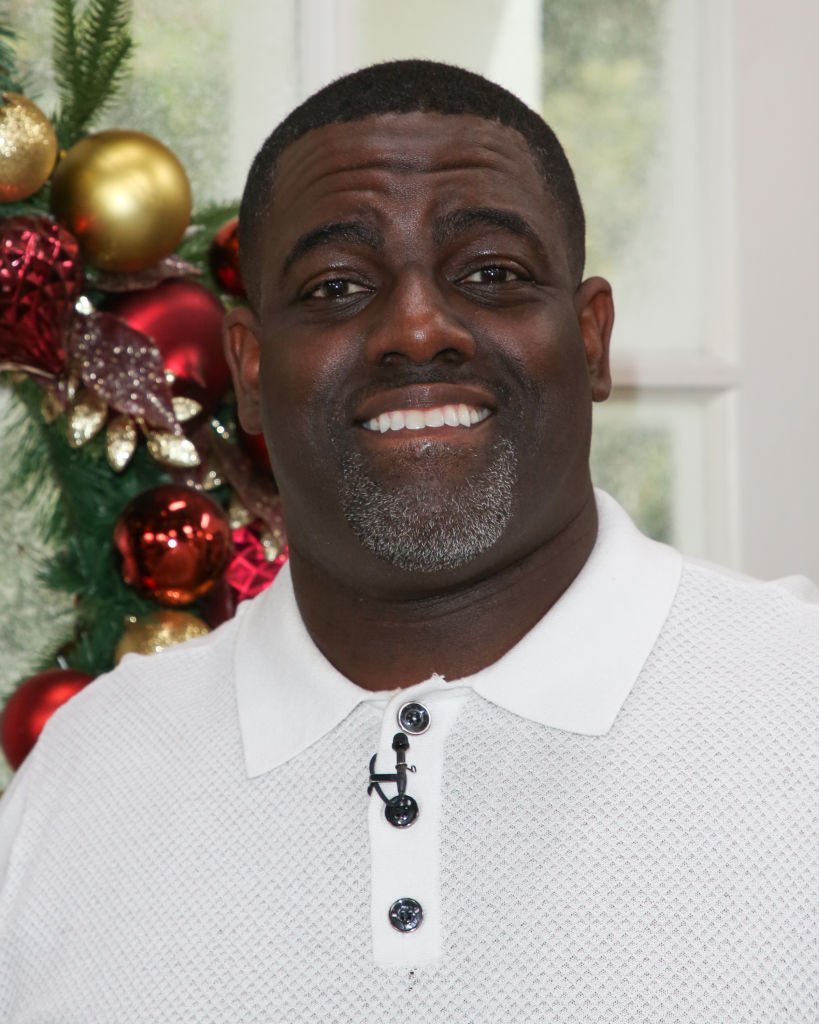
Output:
[
  {"xmin": 67, "ymin": 605, "xmax": 242, "ymax": 727},
  {"xmin": 677, "ymin": 556, "xmax": 819, "ymax": 630},
  {"xmin": 655, "ymin": 556, "xmax": 819, "ymax": 692},
  {"xmin": 18, "ymin": 600, "xmax": 253, "ymax": 792}
]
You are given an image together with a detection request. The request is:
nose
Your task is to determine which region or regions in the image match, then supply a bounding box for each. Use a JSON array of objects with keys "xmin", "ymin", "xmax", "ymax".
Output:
[{"xmin": 365, "ymin": 268, "xmax": 476, "ymax": 366}]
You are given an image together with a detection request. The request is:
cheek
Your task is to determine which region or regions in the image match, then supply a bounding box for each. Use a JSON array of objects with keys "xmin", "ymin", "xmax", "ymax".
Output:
[
  {"xmin": 259, "ymin": 323, "xmax": 355, "ymax": 405},
  {"xmin": 490, "ymin": 309, "xmax": 590, "ymax": 406},
  {"xmin": 256, "ymin": 335, "xmax": 350, "ymax": 475}
]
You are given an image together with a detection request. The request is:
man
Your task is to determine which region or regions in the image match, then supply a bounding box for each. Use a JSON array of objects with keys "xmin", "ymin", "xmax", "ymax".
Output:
[{"xmin": 0, "ymin": 61, "xmax": 816, "ymax": 1022}]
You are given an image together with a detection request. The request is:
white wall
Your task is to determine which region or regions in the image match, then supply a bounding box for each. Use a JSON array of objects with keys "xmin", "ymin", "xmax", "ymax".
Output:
[{"xmin": 733, "ymin": 0, "xmax": 819, "ymax": 579}]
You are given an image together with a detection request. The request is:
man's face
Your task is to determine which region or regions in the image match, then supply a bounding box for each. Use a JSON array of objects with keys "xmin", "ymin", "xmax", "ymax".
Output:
[{"xmin": 227, "ymin": 112, "xmax": 612, "ymax": 593}]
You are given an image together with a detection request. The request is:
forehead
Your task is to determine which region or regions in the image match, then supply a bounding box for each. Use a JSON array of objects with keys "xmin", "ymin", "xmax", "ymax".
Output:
[{"xmin": 266, "ymin": 111, "xmax": 559, "ymax": 247}]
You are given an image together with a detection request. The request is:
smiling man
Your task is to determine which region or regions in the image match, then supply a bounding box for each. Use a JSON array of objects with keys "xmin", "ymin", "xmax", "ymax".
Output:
[
  {"xmin": 225, "ymin": 94, "xmax": 614, "ymax": 691},
  {"xmin": 0, "ymin": 61, "xmax": 817, "ymax": 1022}
]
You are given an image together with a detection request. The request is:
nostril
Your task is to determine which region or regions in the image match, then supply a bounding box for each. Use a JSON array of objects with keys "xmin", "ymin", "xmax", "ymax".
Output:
[{"xmin": 379, "ymin": 346, "xmax": 468, "ymax": 367}]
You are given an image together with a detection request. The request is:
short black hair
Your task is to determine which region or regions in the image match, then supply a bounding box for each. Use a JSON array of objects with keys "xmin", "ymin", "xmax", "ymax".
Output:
[{"xmin": 239, "ymin": 59, "xmax": 585, "ymax": 310}]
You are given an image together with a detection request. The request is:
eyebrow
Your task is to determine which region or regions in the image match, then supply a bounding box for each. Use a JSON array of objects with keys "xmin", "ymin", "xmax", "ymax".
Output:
[
  {"xmin": 433, "ymin": 207, "xmax": 549, "ymax": 260},
  {"xmin": 282, "ymin": 220, "xmax": 384, "ymax": 274}
]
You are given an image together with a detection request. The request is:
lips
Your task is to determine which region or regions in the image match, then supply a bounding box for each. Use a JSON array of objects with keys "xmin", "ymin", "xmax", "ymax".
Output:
[{"xmin": 354, "ymin": 382, "xmax": 496, "ymax": 436}]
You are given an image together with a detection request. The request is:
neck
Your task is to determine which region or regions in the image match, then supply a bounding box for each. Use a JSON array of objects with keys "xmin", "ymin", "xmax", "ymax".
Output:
[{"xmin": 287, "ymin": 491, "xmax": 599, "ymax": 691}]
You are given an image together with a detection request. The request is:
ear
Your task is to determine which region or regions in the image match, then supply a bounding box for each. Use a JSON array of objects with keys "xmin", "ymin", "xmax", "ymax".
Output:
[
  {"xmin": 574, "ymin": 276, "xmax": 614, "ymax": 402},
  {"xmin": 224, "ymin": 306, "xmax": 263, "ymax": 433}
]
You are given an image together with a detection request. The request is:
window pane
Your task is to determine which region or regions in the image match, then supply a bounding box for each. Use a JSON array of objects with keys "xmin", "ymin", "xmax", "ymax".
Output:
[
  {"xmin": 591, "ymin": 396, "xmax": 710, "ymax": 556},
  {"xmin": 542, "ymin": 0, "xmax": 704, "ymax": 352}
]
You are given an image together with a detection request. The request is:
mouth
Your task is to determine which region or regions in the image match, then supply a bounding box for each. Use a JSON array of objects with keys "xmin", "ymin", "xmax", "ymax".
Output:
[
  {"xmin": 354, "ymin": 383, "xmax": 496, "ymax": 438},
  {"xmin": 361, "ymin": 403, "xmax": 491, "ymax": 434}
]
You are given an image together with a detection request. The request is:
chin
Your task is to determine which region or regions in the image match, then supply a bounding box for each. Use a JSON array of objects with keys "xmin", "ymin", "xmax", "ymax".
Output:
[{"xmin": 339, "ymin": 438, "xmax": 518, "ymax": 574}]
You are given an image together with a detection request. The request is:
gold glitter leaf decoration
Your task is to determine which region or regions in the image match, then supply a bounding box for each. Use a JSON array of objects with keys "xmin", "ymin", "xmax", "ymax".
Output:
[
  {"xmin": 40, "ymin": 388, "xmax": 65, "ymax": 425},
  {"xmin": 228, "ymin": 496, "xmax": 253, "ymax": 530},
  {"xmin": 106, "ymin": 415, "xmax": 138, "ymax": 472},
  {"xmin": 146, "ymin": 431, "xmax": 201, "ymax": 468},
  {"xmin": 67, "ymin": 388, "xmax": 107, "ymax": 448},
  {"xmin": 260, "ymin": 526, "xmax": 286, "ymax": 562},
  {"xmin": 171, "ymin": 395, "xmax": 202, "ymax": 424}
]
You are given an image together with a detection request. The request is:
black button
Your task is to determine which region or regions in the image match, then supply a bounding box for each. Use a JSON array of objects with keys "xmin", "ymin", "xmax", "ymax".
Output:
[
  {"xmin": 398, "ymin": 701, "xmax": 430, "ymax": 735},
  {"xmin": 389, "ymin": 898, "xmax": 423, "ymax": 932},
  {"xmin": 385, "ymin": 794, "xmax": 419, "ymax": 828}
]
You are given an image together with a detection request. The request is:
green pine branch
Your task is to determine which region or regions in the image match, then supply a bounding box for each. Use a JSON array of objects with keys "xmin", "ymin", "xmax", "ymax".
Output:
[
  {"xmin": 77, "ymin": 0, "xmax": 129, "ymax": 76},
  {"xmin": 0, "ymin": 21, "xmax": 25, "ymax": 94},
  {"xmin": 52, "ymin": 0, "xmax": 82, "ymax": 133},
  {"xmin": 53, "ymin": 0, "xmax": 134, "ymax": 148}
]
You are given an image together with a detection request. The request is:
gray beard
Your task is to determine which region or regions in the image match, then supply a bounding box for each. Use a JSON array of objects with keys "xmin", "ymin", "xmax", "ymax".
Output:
[{"xmin": 338, "ymin": 438, "xmax": 517, "ymax": 573}]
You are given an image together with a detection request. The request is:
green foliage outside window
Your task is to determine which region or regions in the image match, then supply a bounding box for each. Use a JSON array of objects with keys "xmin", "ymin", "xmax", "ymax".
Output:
[{"xmin": 542, "ymin": 0, "xmax": 676, "ymax": 542}]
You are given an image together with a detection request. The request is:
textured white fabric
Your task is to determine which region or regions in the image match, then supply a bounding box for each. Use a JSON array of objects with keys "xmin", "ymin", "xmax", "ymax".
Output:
[{"xmin": 0, "ymin": 499, "xmax": 817, "ymax": 1021}]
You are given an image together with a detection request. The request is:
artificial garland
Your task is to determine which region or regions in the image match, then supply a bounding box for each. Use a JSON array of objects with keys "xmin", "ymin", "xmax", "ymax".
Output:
[{"xmin": 0, "ymin": 0, "xmax": 286, "ymax": 773}]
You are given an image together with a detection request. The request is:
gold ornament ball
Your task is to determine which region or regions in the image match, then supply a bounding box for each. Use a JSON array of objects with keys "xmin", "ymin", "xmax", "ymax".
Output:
[
  {"xmin": 0, "ymin": 93, "xmax": 58, "ymax": 202},
  {"xmin": 50, "ymin": 130, "xmax": 192, "ymax": 272},
  {"xmin": 114, "ymin": 610, "xmax": 210, "ymax": 664}
]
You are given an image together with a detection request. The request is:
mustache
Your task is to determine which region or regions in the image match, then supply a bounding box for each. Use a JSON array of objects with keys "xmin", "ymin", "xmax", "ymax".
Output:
[{"xmin": 340, "ymin": 364, "xmax": 519, "ymax": 418}]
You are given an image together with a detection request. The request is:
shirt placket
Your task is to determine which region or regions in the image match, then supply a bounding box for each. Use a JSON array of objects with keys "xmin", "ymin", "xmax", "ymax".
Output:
[{"xmin": 367, "ymin": 679, "xmax": 468, "ymax": 967}]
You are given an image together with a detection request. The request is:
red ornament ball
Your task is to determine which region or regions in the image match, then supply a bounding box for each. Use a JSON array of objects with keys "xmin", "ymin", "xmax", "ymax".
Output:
[
  {"xmin": 0, "ymin": 215, "xmax": 83, "ymax": 377},
  {"xmin": 1, "ymin": 668, "xmax": 93, "ymax": 770},
  {"xmin": 208, "ymin": 216, "xmax": 245, "ymax": 297},
  {"xmin": 114, "ymin": 485, "xmax": 232, "ymax": 606},
  {"xmin": 103, "ymin": 279, "xmax": 229, "ymax": 411}
]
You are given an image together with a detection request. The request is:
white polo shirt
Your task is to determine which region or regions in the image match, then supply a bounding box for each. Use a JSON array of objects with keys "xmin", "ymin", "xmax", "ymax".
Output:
[
  {"xmin": 235, "ymin": 490, "xmax": 682, "ymax": 967},
  {"xmin": 0, "ymin": 492, "xmax": 816, "ymax": 1022}
]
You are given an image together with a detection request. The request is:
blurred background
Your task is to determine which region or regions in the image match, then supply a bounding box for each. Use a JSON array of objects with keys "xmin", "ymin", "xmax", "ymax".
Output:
[{"xmin": 4, "ymin": 0, "xmax": 818, "ymax": 581}]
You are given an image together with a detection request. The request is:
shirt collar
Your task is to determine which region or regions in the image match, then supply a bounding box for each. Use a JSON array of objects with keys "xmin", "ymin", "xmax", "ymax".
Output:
[{"xmin": 235, "ymin": 491, "xmax": 683, "ymax": 777}]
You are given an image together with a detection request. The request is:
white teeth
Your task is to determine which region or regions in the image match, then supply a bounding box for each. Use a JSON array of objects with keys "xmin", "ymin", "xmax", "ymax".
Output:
[
  {"xmin": 404, "ymin": 410, "xmax": 426, "ymax": 430},
  {"xmin": 362, "ymin": 404, "xmax": 490, "ymax": 433}
]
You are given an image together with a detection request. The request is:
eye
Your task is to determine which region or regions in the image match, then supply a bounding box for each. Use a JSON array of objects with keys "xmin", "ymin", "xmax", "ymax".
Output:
[
  {"xmin": 303, "ymin": 278, "xmax": 369, "ymax": 301},
  {"xmin": 460, "ymin": 264, "xmax": 527, "ymax": 285}
]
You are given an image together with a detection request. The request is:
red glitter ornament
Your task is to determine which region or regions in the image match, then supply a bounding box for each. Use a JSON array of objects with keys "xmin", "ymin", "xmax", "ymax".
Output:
[
  {"xmin": 0, "ymin": 215, "xmax": 83, "ymax": 377},
  {"xmin": 103, "ymin": 279, "xmax": 229, "ymax": 411},
  {"xmin": 1, "ymin": 667, "xmax": 94, "ymax": 770},
  {"xmin": 114, "ymin": 484, "xmax": 232, "ymax": 606},
  {"xmin": 225, "ymin": 525, "xmax": 288, "ymax": 602},
  {"xmin": 208, "ymin": 216, "xmax": 245, "ymax": 297}
]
